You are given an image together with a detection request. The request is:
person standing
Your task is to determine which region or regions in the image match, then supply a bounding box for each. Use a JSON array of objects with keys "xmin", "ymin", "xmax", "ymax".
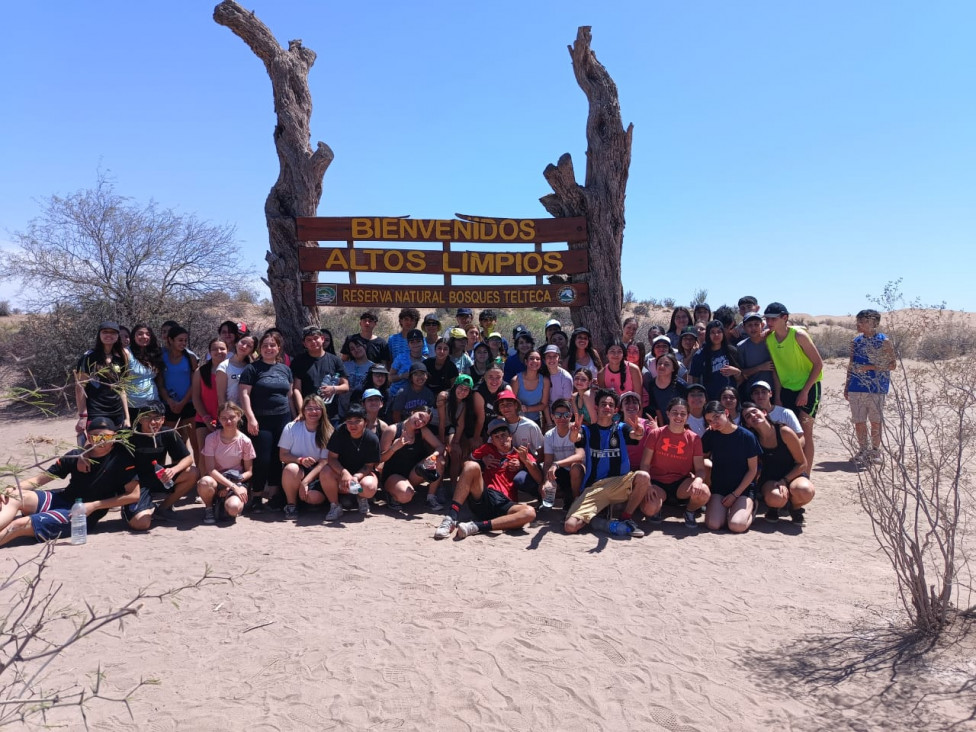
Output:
[
  {"xmin": 75, "ymin": 321, "xmax": 130, "ymax": 438},
  {"xmin": 764, "ymin": 302, "xmax": 823, "ymax": 468},
  {"xmin": 340, "ymin": 311, "xmax": 390, "ymax": 365},
  {"xmin": 844, "ymin": 308, "xmax": 896, "ymax": 464},
  {"xmin": 291, "ymin": 326, "xmax": 348, "ymax": 424}
]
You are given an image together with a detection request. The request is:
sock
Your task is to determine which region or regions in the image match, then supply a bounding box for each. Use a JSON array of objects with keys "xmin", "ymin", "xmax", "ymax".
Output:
[
  {"xmin": 476, "ymin": 521, "xmax": 492, "ymax": 533},
  {"xmin": 620, "ymin": 511, "xmax": 632, "ymax": 521},
  {"xmin": 449, "ymin": 502, "xmax": 461, "ymax": 521}
]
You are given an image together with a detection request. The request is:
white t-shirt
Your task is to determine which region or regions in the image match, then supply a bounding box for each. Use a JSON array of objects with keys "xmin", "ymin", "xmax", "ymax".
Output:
[
  {"xmin": 202, "ymin": 431, "xmax": 256, "ymax": 472},
  {"xmin": 278, "ymin": 420, "xmax": 330, "ymax": 460},
  {"xmin": 544, "ymin": 427, "xmax": 578, "ymax": 462},
  {"xmin": 216, "ymin": 359, "xmax": 248, "ymax": 404},
  {"xmin": 508, "ymin": 417, "xmax": 544, "ymax": 454},
  {"xmin": 769, "ymin": 405, "xmax": 803, "ymax": 435},
  {"xmin": 687, "ymin": 414, "xmax": 706, "ymax": 437}
]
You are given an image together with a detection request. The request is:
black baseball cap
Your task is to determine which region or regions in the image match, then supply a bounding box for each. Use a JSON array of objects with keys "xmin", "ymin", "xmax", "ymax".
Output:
[{"xmin": 764, "ymin": 302, "xmax": 789, "ymax": 317}]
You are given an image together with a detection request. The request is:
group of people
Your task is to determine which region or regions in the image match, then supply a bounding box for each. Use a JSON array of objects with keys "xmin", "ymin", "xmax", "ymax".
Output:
[{"xmin": 0, "ymin": 300, "xmax": 897, "ymax": 545}]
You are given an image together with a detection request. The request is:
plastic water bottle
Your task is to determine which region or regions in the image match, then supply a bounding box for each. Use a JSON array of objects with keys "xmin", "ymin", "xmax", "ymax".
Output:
[
  {"xmin": 70, "ymin": 498, "xmax": 87, "ymax": 545},
  {"xmin": 541, "ymin": 481, "xmax": 557, "ymax": 509},
  {"xmin": 348, "ymin": 479, "xmax": 362, "ymax": 495},
  {"xmin": 607, "ymin": 519, "xmax": 633, "ymax": 536},
  {"xmin": 153, "ymin": 460, "xmax": 175, "ymax": 490}
]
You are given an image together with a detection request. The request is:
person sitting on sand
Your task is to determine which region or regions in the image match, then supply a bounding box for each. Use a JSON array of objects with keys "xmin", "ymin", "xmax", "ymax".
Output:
[
  {"xmin": 741, "ymin": 403, "xmax": 815, "ymax": 524},
  {"xmin": 747, "ymin": 381, "xmax": 804, "ymax": 445},
  {"xmin": 0, "ymin": 417, "xmax": 140, "ymax": 546},
  {"xmin": 197, "ymin": 401, "xmax": 255, "ymax": 525},
  {"xmin": 319, "ymin": 403, "xmax": 381, "ymax": 522},
  {"xmin": 433, "ymin": 418, "xmax": 538, "ymax": 540},
  {"xmin": 130, "ymin": 400, "xmax": 199, "ymax": 525},
  {"xmin": 701, "ymin": 400, "xmax": 760, "ymax": 533},
  {"xmin": 380, "ymin": 405, "xmax": 445, "ymax": 509},
  {"xmin": 564, "ymin": 388, "xmax": 650, "ymax": 538},
  {"xmin": 541, "ymin": 398, "xmax": 586, "ymax": 506}
]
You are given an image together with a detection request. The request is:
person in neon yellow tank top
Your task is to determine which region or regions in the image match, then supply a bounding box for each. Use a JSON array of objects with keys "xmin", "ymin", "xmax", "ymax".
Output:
[{"xmin": 764, "ymin": 302, "xmax": 823, "ymax": 469}]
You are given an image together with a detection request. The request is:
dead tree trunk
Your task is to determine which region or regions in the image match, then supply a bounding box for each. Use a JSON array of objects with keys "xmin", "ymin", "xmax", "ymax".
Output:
[
  {"xmin": 541, "ymin": 27, "xmax": 633, "ymax": 351},
  {"xmin": 214, "ymin": 0, "xmax": 333, "ymax": 354}
]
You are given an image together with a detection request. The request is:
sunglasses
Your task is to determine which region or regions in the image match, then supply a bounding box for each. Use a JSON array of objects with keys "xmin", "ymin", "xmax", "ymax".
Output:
[
  {"xmin": 88, "ymin": 433, "xmax": 115, "ymax": 444},
  {"xmin": 553, "ymin": 412, "xmax": 572, "ymax": 419}
]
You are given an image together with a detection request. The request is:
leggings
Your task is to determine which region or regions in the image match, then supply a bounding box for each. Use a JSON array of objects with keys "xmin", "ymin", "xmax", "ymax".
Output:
[{"xmin": 251, "ymin": 412, "xmax": 291, "ymax": 493}]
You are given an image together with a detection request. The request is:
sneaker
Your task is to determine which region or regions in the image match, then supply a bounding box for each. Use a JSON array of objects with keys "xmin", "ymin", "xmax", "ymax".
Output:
[
  {"xmin": 456, "ymin": 521, "xmax": 479, "ymax": 539},
  {"xmin": 434, "ymin": 516, "xmax": 456, "ymax": 539},
  {"xmin": 868, "ymin": 449, "xmax": 884, "ymax": 465},
  {"xmin": 765, "ymin": 506, "xmax": 780, "ymax": 523},
  {"xmin": 426, "ymin": 493, "xmax": 446, "ymax": 512},
  {"xmin": 790, "ymin": 507, "xmax": 806, "ymax": 524},
  {"xmin": 245, "ymin": 497, "xmax": 264, "ymax": 514},
  {"xmin": 284, "ymin": 504, "xmax": 298, "ymax": 521},
  {"xmin": 325, "ymin": 503, "xmax": 343, "ymax": 522},
  {"xmin": 203, "ymin": 507, "xmax": 216, "ymax": 525},
  {"xmin": 357, "ymin": 497, "xmax": 371, "ymax": 515},
  {"xmin": 648, "ymin": 511, "xmax": 663, "ymax": 523},
  {"xmin": 683, "ymin": 510, "xmax": 697, "ymax": 528},
  {"xmin": 154, "ymin": 503, "xmax": 178, "ymax": 521},
  {"xmin": 621, "ymin": 519, "xmax": 645, "ymax": 538}
]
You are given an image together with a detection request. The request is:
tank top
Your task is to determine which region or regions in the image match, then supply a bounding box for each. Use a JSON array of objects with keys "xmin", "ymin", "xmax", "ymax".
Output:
[
  {"xmin": 766, "ymin": 327, "xmax": 821, "ymax": 391},
  {"xmin": 514, "ymin": 373, "xmax": 544, "ymax": 411},
  {"xmin": 126, "ymin": 352, "xmax": 158, "ymax": 407},
  {"xmin": 195, "ymin": 366, "xmax": 220, "ymax": 424},
  {"xmin": 573, "ymin": 392, "xmax": 592, "ymax": 424},
  {"xmin": 477, "ymin": 381, "xmax": 504, "ymax": 436},
  {"xmin": 603, "ymin": 365, "xmax": 629, "ymax": 393},
  {"xmin": 758, "ymin": 423, "xmax": 796, "ymax": 482}
]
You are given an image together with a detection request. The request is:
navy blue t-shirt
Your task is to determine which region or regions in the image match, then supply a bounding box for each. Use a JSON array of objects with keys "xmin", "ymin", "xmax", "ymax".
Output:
[
  {"xmin": 701, "ymin": 426, "xmax": 760, "ymax": 496},
  {"xmin": 575, "ymin": 421, "xmax": 641, "ymax": 489}
]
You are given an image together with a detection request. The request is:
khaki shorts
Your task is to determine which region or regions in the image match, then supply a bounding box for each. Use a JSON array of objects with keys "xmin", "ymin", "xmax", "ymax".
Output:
[
  {"xmin": 567, "ymin": 472, "xmax": 639, "ymax": 523},
  {"xmin": 849, "ymin": 392, "xmax": 885, "ymax": 423}
]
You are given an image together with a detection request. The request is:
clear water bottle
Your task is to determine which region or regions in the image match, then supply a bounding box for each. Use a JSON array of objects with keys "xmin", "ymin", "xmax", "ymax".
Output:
[
  {"xmin": 153, "ymin": 460, "xmax": 175, "ymax": 490},
  {"xmin": 70, "ymin": 498, "xmax": 87, "ymax": 545},
  {"xmin": 321, "ymin": 373, "xmax": 338, "ymax": 404},
  {"xmin": 348, "ymin": 479, "xmax": 362, "ymax": 495},
  {"xmin": 541, "ymin": 481, "xmax": 557, "ymax": 509}
]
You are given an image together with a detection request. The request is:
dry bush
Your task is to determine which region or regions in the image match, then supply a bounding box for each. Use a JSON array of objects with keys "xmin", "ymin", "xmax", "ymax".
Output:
[{"xmin": 814, "ymin": 325, "xmax": 855, "ymax": 360}]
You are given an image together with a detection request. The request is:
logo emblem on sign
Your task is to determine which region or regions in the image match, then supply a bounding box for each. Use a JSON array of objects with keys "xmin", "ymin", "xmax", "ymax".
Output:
[
  {"xmin": 557, "ymin": 286, "xmax": 576, "ymax": 305},
  {"xmin": 315, "ymin": 285, "xmax": 337, "ymax": 305}
]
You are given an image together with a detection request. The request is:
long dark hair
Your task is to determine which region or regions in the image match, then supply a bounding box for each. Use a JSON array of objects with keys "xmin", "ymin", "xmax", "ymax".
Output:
[
  {"xmin": 198, "ymin": 338, "xmax": 226, "ymax": 387},
  {"xmin": 130, "ymin": 323, "xmax": 164, "ymax": 374},
  {"xmin": 603, "ymin": 339, "xmax": 630, "ymax": 391},
  {"xmin": 667, "ymin": 307, "xmax": 694, "ymax": 336},
  {"xmin": 566, "ymin": 328, "xmax": 603, "ymax": 372},
  {"xmin": 321, "ymin": 328, "xmax": 337, "ymax": 355},
  {"xmin": 702, "ymin": 319, "xmax": 739, "ymax": 382},
  {"xmin": 447, "ymin": 379, "xmax": 476, "ymax": 426},
  {"xmin": 92, "ymin": 326, "xmax": 126, "ymax": 361}
]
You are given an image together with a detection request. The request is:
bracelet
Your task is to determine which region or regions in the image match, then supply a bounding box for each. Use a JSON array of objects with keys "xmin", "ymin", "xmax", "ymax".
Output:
[{"xmin": 78, "ymin": 413, "xmax": 88, "ymax": 418}]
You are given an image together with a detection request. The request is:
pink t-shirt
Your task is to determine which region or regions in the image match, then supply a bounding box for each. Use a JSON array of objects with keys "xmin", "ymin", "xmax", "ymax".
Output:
[{"xmin": 202, "ymin": 431, "xmax": 256, "ymax": 472}]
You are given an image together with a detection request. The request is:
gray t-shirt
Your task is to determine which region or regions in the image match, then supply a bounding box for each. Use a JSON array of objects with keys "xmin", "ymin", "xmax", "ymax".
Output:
[{"xmin": 736, "ymin": 337, "xmax": 774, "ymax": 391}]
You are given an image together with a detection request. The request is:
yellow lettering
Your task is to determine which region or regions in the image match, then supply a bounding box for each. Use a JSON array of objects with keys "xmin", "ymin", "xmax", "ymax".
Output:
[
  {"xmin": 453, "ymin": 220, "xmax": 473, "ymax": 240},
  {"xmin": 519, "ymin": 220, "xmax": 535, "ymax": 240},
  {"xmin": 380, "ymin": 218, "xmax": 396, "ymax": 240},
  {"xmin": 384, "ymin": 251, "xmax": 404, "ymax": 270},
  {"xmin": 469, "ymin": 252, "xmax": 493, "ymax": 274},
  {"xmin": 406, "ymin": 250, "xmax": 426, "ymax": 272},
  {"xmin": 496, "ymin": 253, "xmax": 515, "ymax": 271},
  {"xmin": 480, "ymin": 222, "xmax": 497, "ymax": 241},
  {"xmin": 543, "ymin": 252, "xmax": 562, "ymax": 273},
  {"xmin": 324, "ymin": 249, "xmax": 348, "ymax": 269},
  {"xmin": 499, "ymin": 219, "xmax": 519, "ymax": 241},
  {"xmin": 522, "ymin": 253, "xmax": 543, "ymax": 274},
  {"xmin": 442, "ymin": 253, "xmax": 461, "ymax": 273},
  {"xmin": 401, "ymin": 219, "xmax": 418, "ymax": 240},
  {"xmin": 435, "ymin": 220, "xmax": 451, "ymax": 241},
  {"xmin": 418, "ymin": 219, "xmax": 436, "ymax": 239},
  {"xmin": 351, "ymin": 218, "xmax": 373, "ymax": 239}
]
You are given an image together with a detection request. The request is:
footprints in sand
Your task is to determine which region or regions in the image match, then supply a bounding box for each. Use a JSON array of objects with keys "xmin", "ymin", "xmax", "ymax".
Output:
[{"xmin": 591, "ymin": 637, "xmax": 627, "ymax": 664}]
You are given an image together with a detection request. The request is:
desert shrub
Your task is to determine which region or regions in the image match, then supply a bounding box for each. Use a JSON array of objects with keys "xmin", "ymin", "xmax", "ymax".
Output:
[
  {"xmin": 633, "ymin": 304, "xmax": 649, "ymax": 317},
  {"xmin": 814, "ymin": 326, "xmax": 854, "ymax": 360},
  {"xmin": 623, "ymin": 290, "xmax": 636, "ymax": 305},
  {"xmin": 689, "ymin": 288, "xmax": 708, "ymax": 308},
  {"xmin": 661, "ymin": 297, "xmax": 676, "ymax": 309},
  {"xmin": 0, "ymin": 301, "xmax": 10, "ymax": 317}
]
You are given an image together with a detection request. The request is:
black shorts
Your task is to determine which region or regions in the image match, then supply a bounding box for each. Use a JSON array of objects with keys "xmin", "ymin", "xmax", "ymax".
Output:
[
  {"xmin": 654, "ymin": 478, "xmax": 689, "ymax": 507},
  {"xmin": 468, "ymin": 487, "xmax": 515, "ymax": 522},
  {"xmin": 165, "ymin": 403, "xmax": 197, "ymax": 422},
  {"xmin": 780, "ymin": 382, "xmax": 821, "ymax": 418},
  {"xmin": 717, "ymin": 487, "xmax": 757, "ymax": 502},
  {"xmin": 120, "ymin": 485, "xmax": 156, "ymax": 523}
]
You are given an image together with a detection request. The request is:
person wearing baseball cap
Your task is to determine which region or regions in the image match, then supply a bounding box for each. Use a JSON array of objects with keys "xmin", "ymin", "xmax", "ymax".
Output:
[
  {"xmin": 735, "ymin": 311, "xmax": 774, "ymax": 400},
  {"xmin": 494, "ymin": 387, "xmax": 545, "ymax": 500},
  {"xmin": 0, "ymin": 419, "xmax": 141, "ymax": 546},
  {"xmin": 421, "ymin": 313, "xmax": 442, "ymax": 349},
  {"xmin": 455, "ymin": 308, "xmax": 474, "ymax": 330},
  {"xmin": 387, "ymin": 308, "xmax": 428, "ymax": 373},
  {"xmin": 685, "ymin": 383, "xmax": 709, "ymax": 437},
  {"xmin": 747, "ymin": 380, "xmax": 804, "ymax": 438},
  {"xmin": 433, "ymin": 414, "xmax": 538, "ymax": 540},
  {"xmin": 389, "ymin": 328, "xmax": 427, "ymax": 398},
  {"xmin": 390, "ymin": 362, "xmax": 436, "ymax": 423},
  {"xmin": 544, "ymin": 319, "xmax": 562, "ymax": 341},
  {"xmin": 764, "ymin": 301, "xmax": 823, "ymax": 468},
  {"xmin": 130, "ymin": 400, "xmax": 199, "ymax": 524}
]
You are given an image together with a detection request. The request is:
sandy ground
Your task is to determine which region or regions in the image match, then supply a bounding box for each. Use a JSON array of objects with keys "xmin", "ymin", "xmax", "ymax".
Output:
[{"xmin": 1, "ymin": 361, "xmax": 973, "ymax": 731}]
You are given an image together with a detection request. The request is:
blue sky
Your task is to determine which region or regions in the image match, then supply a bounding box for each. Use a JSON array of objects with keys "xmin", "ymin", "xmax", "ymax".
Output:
[{"xmin": 2, "ymin": 1, "xmax": 973, "ymax": 315}]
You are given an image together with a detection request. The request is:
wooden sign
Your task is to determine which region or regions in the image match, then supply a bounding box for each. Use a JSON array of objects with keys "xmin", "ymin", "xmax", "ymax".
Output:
[
  {"xmin": 298, "ymin": 247, "xmax": 589, "ymax": 276},
  {"xmin": 297, "ymin": 214, "xmax": 587, "ymax": 244},
  {"xmin": 302, "ymin": 282, "xmax": 589, "ymax": 309}
]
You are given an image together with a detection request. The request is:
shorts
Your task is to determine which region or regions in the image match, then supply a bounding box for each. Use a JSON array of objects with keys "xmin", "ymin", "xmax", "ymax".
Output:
[
  {"xmin": 28, "ymin": 490, "xmax": 73, "ymax": 541},
  {"xmin": 120, "ymin": 485, "xmax": 156, "ymax": 523},
  {"xmin": 567, "ymin": 472, "xmax": 640, "ymax": 524},
  {"xmin": 780, "ymin": 382, "xmax": 821, "ymax": 418},
  {"xmin": 468, "ymin": 487, "xmax": 515, "ymax": 522},
  {"xmin": 653, "ymin": 478, "xmax": 690, "ymax": 507},
  {"xmin": 849, "ymin": 391, "xmax": 885, "ymax": 423},
  {"xmin": 715, "ymin": 487, "xmax": 757, "ymax": 501}
]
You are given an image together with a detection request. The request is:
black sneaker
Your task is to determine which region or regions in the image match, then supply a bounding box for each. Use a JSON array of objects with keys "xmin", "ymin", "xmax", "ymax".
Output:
[
  {"xmin": 683, "ymin": 510, "xmax": 697, "ymax": 528},
  {"xmin": 765, "ymin": 507, "xmax": 780, "ymax": 523},
  {"xmin": 648, "ymin": 511, "xmax": 663, "ymax": 523},
  {"xmin": 790, "ymin": 507, "xmax": 805, "ymax": 524}
]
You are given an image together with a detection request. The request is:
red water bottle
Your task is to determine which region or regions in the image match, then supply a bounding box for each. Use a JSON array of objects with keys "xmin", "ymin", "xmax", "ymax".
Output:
[{"xmin": 152, "ymin": 460, "xmax": 175, "ymax": 490}]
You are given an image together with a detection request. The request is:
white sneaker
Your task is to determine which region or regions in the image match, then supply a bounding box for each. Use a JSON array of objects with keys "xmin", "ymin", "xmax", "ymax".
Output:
[
  {"xmin": 456, "ymin": 521, "xmax": 479, "ymax": 539},
  {"xmin": 325, "ymin": 503, "xmax": 343, "ymax": 522},
  {"xmin": 434, "ymin": 517, "xmax": 456, "ymax": 539},
  {"xmin": 357, "ymin": 497, "xmax": 371, "ymax": 515}
]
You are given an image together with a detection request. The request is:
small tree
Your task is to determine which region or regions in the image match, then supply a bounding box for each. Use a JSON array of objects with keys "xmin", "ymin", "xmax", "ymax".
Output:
[
  {"xmin": 1, "ymin": 175, "xmax": 251, "ymax": 326},
  {"xmin": 840, "ymin": 284, "xmax": 974, "ymax": 634}
]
